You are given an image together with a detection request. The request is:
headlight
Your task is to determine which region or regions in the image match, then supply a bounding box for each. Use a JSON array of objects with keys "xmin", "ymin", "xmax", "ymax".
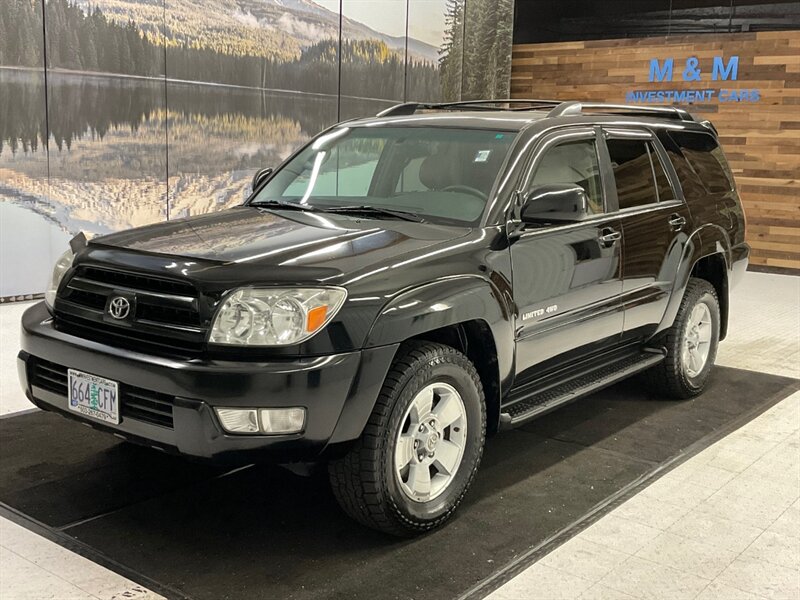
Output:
[
  {"xmin": 44, "ymin": 248, "xmax": 75, "ymax": 310},
  {"xmin": 209, "ymin": 287, "xmax": 347, "ymax": 346}
]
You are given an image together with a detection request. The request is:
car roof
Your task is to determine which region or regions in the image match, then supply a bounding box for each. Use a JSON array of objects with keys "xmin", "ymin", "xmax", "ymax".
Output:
[
  {"xmin": 342, "ymin": 110, "xmax": 551, "ymax": 132},
  {"xmin": 339, "ymin": 100, "xmax": 705, "ymax": 133}
]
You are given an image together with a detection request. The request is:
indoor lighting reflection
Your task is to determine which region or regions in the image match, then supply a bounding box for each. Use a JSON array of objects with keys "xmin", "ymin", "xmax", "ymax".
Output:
[
  {"xmin": 312, "ymin": 127, "xmax": 349, "ymax": 150},
  {"xmin": 300, "ymin": 151, "xmax": 327, "ymax": 205}
]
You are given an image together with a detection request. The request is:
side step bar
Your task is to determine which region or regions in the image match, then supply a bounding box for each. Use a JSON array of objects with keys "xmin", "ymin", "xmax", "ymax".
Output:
[{"xmin": 499, "ymin": 349, "xmax": 666, "ymax": 430}]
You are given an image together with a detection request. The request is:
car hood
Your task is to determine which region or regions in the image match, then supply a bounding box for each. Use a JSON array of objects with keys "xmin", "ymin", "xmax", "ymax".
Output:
[{"xmin": 91, "ymin": 206, "xmax": 470, "ymax": 276}]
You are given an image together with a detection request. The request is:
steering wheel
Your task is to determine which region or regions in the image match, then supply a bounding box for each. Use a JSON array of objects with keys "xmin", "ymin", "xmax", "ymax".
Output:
[{"xmin": 440, "ymin": 185, "xmax": 487, "ymax": 200}]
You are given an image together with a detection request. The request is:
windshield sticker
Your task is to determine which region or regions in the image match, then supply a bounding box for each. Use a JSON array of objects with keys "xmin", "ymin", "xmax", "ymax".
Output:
[{"xmin": 474, "ymin": 150, "xmax": 492, "ymax": 163}]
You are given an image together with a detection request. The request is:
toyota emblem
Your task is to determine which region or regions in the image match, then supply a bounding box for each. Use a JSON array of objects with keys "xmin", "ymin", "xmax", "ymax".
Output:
[{"xmin": 108, "ymin": 296, "xmax": 131, "ymax": 320}]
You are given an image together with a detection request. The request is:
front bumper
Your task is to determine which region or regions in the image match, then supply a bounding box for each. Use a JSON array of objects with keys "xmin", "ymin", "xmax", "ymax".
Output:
[{"xmin": 19, "ymin": 302, "xmax": 398, "ymax": 463}]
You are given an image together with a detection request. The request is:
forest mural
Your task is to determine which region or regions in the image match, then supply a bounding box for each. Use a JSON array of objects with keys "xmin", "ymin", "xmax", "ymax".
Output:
[{"xmin": 0, "ymin": 0, "xmax": 514, "ymax": 298}]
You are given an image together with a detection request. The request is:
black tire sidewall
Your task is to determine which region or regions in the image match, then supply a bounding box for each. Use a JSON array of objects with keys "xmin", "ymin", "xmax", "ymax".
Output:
[
  {"xmin": 677, "ymin": 289, "xmax": 720, "ymax": 392},
  {"xmin": 382, "ymin": 355, "xmax": 485, "ymax": 526}
]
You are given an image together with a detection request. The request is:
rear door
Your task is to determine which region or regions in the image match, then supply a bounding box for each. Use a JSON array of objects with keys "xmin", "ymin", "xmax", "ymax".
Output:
[
  {"xmin": 601, "ymin": 128, "xmax": 692, "ymax": 341},
  {"xmin": 510, "ymin": 127, "xmax": 624, "ymax": 382}
]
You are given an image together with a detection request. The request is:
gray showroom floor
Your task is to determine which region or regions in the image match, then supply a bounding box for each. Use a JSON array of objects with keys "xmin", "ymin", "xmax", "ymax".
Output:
[{"xmin": 0, "ymin": 270, "xmax": 798, "ymax": 600}]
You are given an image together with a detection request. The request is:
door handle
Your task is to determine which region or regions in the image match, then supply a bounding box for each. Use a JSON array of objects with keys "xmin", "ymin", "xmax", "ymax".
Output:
[
  {"xmin": 598, "ymin": 228, "xmax": 621, "ymax": 246},
  {"xmin": 668, "ymin": 214, "xmax": 687, "ymax": 230}
]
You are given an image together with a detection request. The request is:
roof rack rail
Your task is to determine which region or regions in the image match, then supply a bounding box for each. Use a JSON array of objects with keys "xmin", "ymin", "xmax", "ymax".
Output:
[
  {"xmin": 548, "ymin": 101, "xmax": 695, "ymax": 122},
  {"xmin": 376, "ymin": 99, "xmax": 562, "ymax": 117}
]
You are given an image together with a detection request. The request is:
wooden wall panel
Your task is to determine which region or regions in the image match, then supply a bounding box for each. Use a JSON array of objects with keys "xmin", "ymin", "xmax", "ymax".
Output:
[{"xmin": 512, "ymin": 31, "xmax": 800, "ymax": 271}]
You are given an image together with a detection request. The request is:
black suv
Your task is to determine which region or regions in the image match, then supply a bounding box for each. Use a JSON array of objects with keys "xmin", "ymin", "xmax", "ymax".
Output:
[{"xmin": 19, "ymin": 100, "xmax": 748, "ymax": 536}]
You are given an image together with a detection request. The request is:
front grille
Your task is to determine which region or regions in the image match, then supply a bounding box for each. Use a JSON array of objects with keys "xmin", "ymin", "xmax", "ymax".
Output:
[
  {"xmin": 55, "ymin": 265, "xmax": 207, "ymax": 357},
  {"xmin": 122, "ymin": 388, "xmax": 175, "ymax": 428},
  {"xmin": 137, "ymin": 303, "xmax": 200, "ymax": 327},
  {"xmin": 30, "ymin": 359, "xmax": 68, "ymax": 395},
  {"xmin": 29, "ymin": 359, "xmax": 175, "ymax": 429},
  {"xmin": 80, "ymin": 266, "xmax": 195, "ymax": 296}
]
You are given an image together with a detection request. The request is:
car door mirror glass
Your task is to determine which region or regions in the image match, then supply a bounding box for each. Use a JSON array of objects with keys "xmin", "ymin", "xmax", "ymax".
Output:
[
  {"xmin": 251, "ymin": 167, "xmax": 274, "ymax": 191},
  {"xmin": 521, "ymin": 183, "xmax": 591, "ymax": 223}
]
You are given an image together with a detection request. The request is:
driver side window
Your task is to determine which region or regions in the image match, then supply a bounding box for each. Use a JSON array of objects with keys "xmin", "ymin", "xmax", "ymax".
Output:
[{"xmin": 529, "ymin": 139, "xmax": 604, "ymax": 215}]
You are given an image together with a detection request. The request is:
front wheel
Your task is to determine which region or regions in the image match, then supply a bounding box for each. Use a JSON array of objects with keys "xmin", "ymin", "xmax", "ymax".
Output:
[
  {"xmin": 645, "ymin": 278, "xmax": 720, "ymax": 399},
  {"xmin": 328, "ymin": 341, "xmax": 486, "ymax": 536}
]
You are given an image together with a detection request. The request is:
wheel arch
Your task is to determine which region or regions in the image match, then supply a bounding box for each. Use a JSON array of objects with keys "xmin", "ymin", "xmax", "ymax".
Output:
[
  {"xmin": 655, "ymin": 224, "xmax": 731, "ymax": 341},
  {"xmin": 690, "ymin": 253, "xmax": 729, "ymax": 340},
  {"xmin": 363, "ymin": 276, "xmax": 514, "ymax": 434},
  {"xmin": 402, "ymin": 319, "xmax": 503, "ymax": 434}
]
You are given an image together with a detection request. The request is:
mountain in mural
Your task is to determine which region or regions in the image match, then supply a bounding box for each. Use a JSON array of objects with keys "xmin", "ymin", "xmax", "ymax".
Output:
[{"xmin": 75, "ymin": 0, "xmax": 439, "ymax": 63}]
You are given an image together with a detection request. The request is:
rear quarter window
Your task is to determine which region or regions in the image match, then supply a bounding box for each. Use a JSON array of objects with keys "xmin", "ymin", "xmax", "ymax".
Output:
[{"xmin": 668, "ymin": 131, "xmax": 735, "ymax": 194}]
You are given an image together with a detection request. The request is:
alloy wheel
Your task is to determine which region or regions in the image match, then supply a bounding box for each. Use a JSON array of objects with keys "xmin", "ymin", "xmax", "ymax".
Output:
[
  {"xmin": 394, "ymin": 382, "xmax": 467, "ymax": 502},
  {"xmin": 682, "ymin": 302, "xmax": 713, "ymax": 378}
]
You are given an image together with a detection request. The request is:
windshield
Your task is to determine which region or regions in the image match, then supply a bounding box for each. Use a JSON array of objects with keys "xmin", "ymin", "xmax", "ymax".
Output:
[{"xmin": 250, "ymin": 126, "xmax": 516, "ymax": 225}]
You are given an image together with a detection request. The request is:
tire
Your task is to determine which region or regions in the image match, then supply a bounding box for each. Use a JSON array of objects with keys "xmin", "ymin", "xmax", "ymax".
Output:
[
  {"xmin": 645, "ymin": 278, "xmax": 720, "ymax": 399},
  {"xmin": 328, "ymin": 341, "xmax": 486, "ymax": 537}
]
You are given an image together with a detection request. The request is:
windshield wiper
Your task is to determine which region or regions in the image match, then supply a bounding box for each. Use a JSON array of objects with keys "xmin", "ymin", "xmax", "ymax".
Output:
[
  {"xmin": 320, "ymin": 205, "xmax": 425, "ymax": 222},
  {"xmin": 251, "ymin": 199, "xmax": 317, "ymax": 211}
]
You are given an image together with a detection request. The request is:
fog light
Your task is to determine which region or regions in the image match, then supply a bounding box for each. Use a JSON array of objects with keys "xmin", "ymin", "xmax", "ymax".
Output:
[
  {"xmin": 259, "ymin": 408, "xmax": 305, "ymax": 434},
  {"xmin": 215, "ymin": 408, "xmax": 259, "ymax": 434},
  {"xmin": 215, "ymin": 407, "xmax": 306, "ymax": 435}
]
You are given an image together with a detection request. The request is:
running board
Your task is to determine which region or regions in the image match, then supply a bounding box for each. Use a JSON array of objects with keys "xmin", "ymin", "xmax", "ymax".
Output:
[{"xmin": 499, "ymin": 349, "xmax": 665, "ymax": 430}]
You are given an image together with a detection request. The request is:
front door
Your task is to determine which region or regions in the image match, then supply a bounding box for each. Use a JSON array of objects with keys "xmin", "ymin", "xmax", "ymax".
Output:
[
  {"xmin": 510, "ymin": 128, "xmax": 624, "ymax": 383},
  {"xmin": 601, "ymin": 128, "xmax": 693, "ymax": 341}
]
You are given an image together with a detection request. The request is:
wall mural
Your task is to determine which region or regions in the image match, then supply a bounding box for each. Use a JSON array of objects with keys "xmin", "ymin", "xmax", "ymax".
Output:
[{"xmin": 0, "ymin": 0, "xmax": 513, "ymax": 299}]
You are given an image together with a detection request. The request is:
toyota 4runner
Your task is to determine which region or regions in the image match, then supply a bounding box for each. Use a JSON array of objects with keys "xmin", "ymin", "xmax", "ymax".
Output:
[{"xmin": 18, "ymin": 100, "xmax": 749, "ymax": 536}]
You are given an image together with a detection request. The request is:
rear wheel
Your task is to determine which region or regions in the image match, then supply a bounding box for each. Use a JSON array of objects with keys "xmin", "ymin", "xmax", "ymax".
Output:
[
  {"xmin": 645, "ymin": 278, "xmax": 720, "ymax": 399},
  {"xmin": 328, "ymin": 341, "xmax": 486, "ymax": 536}
]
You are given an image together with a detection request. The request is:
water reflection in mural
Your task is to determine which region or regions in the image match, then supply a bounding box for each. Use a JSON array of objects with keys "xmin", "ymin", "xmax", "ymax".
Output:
[
  {"xmin": 0, "ymin": 0, "xmax": 55, "ymax": 298},
  {"xmin": 44, "ymin": 73, "xmax": 168, "ymax": 234},
  {"xmin": 166, "ymin": 84, "xmax": 339, "ymax": 218},
  {"xmin": 0, "ymin": 0, "xmax": 513, "ymax": 297}
]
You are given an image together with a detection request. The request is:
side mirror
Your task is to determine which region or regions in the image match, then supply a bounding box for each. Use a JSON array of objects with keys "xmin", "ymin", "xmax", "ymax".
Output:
[
  {"xmin": 521, "ymin": 183, "xmax": 591, "ymax": 223},
  {"xmin": 251, "ymin": 167, "xmax": 274, "ymax": 191}
]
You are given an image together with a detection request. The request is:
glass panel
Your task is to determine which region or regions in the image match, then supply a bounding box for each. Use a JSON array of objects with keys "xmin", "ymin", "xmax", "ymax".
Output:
[
  {"xmin": 257, "ymin": 126, "xmax": 517, "ymax": 225},
  {"xmin": 462, "ymin": 0, "xmax": 514, "ymax": 99},
  {"xmin": 649, "ymin": 143, "xmax": 676, "ymax": 202},
  {"xmin": 0, "ymin": 0, "xmax": 61, "ymax": 298},
  {"xmin": 607, "ymin": 138, "xmax": 658, "ymax": 209},
  {"xmin": 338, "ymin": 0, "xmax": 407, "ymax": 121},
  {"xmin": 283, "ymin": 137, "xmax": 386, "ymax": 199},
  {"xmin": 529, "ymin": 140, "xmax": 604, "ymax": 215},
  {"xmin": 44, "ymin": 1, "xmax": 168, "ymax": 235},
  {"xmin": 407, "ymin": 0, "xmax": 465, "ymax": 102},
  {"xmin": 164, "ymin": 0, "xmax": 340, "ymax": 218},
  {"xmin": 657, "ymin": 131, "xmax": 707, "ymax": 200},
  {"xmin": 669, "ymin": 131, "xmax": 734, "ymax": 194}
]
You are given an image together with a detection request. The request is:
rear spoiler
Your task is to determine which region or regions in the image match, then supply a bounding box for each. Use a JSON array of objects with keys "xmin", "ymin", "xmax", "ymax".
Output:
[{"xmin": 699, "ymin": 119, "xmax": 719, "ymax": 137}]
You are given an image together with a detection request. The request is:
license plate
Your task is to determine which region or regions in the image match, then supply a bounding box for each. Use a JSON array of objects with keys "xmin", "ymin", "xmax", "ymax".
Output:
[{"xmin": 68, "ymin": 369, "xmax": 120, "ymax": 425}]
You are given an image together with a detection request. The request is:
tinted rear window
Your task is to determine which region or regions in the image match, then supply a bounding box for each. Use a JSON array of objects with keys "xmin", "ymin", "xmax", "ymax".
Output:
[
  {"xmin": 606, "ymin": 138, "xmax": 659, "ymax": 209},
  {"xmin": 668, "ymin": 131, "xmax": 735, "ymax": 194}
]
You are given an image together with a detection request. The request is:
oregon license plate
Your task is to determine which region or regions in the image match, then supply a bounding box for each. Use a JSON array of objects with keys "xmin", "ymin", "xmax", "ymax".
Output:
[{"xmin": 67, "ymin": 369, "xmax": 119, "ymax": 425}]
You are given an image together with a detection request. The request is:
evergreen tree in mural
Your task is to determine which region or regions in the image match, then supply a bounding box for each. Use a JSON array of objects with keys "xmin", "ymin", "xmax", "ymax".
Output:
[
  {"xmin": 0, "ymin": 0, "xmax": 43, "ymax": 68},
  {"xmin": 1, "ymin": 0, "xmax": 440, "ymax": 101},
  {"xmin": 439, "ymin": 0, "xmax": 465, "ymax": 101},
  {"xmin": 439, "ymin": 0, "xmax": 514, "ymax": 101}
]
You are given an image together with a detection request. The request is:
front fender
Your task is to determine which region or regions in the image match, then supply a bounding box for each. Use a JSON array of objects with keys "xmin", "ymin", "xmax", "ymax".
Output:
[
  {"xmin": 365, "ymin": 275, "xmax": 510, "ymax": 344},
  {"xmin": 365, "ymin": 274, "xmax": 514, "ymax": 393},
  {"xmin": 326, "ymin": 277, "xmax": 513, "ymax": 447}
]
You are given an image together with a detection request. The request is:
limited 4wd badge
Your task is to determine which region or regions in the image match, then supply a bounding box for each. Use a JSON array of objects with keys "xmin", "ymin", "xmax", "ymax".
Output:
[{"xmin": 522, "ymin": 304, "xmax": 558, "ymax": 321}]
